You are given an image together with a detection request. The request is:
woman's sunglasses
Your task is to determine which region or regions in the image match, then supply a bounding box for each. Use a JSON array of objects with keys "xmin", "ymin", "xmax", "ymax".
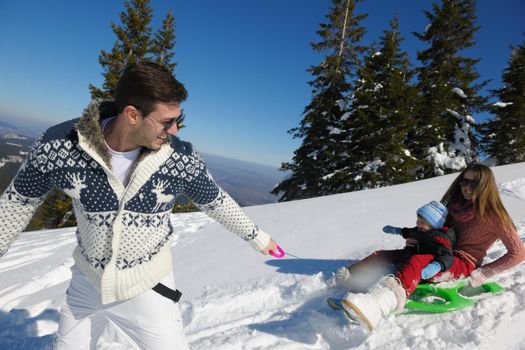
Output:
[{"xmin": 459, "ymin": 177, "xmax": 479, "ymax": 188}]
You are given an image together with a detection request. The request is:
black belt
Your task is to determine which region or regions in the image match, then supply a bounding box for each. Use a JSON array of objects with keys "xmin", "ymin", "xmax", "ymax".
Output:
[{"xmin": 152, "ymin": 283, "xmax": 182, "ymax": 303}]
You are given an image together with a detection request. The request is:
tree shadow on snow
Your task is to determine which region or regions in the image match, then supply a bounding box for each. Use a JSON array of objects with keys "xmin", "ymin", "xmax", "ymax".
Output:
[
  {"xmin": 265, "ymin": 258, "xmax": 357, "ymax": 276},
  {"xmin": 0, "ymin": 308, "xmax": 59, "ymax": 350}
]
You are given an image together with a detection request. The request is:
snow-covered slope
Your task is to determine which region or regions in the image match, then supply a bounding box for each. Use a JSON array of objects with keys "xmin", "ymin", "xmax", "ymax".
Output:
[{"xmin": 1, "ymin": 162, "xmax": 525, "ymax": 349}]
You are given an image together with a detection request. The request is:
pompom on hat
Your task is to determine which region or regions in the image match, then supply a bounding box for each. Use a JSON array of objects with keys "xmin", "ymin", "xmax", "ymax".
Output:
[{"xmin": 416, "ymin": 201, "xmax": 448, "ymax": 229}]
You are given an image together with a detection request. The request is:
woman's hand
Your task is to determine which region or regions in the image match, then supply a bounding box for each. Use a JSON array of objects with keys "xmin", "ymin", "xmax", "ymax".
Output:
[{"xmin": 468, "ymin": 269, "xmax": 487, "ymax": 287}]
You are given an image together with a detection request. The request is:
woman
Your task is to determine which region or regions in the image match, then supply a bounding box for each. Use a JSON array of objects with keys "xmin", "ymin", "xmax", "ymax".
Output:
[{"xmin": 337, "ymin": 163, "xmax": 525, "ymax": 331}]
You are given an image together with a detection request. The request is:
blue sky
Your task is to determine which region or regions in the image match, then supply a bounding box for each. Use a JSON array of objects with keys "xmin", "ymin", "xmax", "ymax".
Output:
[{"xmin": 0, "ymin": 1, "xmax": 523, "ymax": 167}]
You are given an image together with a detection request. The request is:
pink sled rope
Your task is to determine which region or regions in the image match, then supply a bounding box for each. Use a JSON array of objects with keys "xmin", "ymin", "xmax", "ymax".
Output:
[{"xmin": 269, "ymin": 244, "xmax": 285, "ymax": 258}]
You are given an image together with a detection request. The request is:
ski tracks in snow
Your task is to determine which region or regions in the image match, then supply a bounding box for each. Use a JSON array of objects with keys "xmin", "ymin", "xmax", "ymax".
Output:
[
  {"xmin": 0, "ymin": 213, "xmax": 214, "ymax": 349},
  {"xmin": 499, "ymin": 177, "xmax": 525, "ymax": 201},
  {"xmin": 182, "ymin": 273, "xmax": 354, "ymax": 349},
  {"xmin": 0, "ymin": 229, "xmax": 76, "ymax": 349}
]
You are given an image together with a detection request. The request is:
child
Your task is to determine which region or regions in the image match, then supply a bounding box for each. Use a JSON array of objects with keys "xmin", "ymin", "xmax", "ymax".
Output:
[
  {"xmin": 329, "ymin": 201, "xmax": 455, "ymax": 329},
  {"xmin": 381, "ymin": 200, "xmax": 456, "ymax": 293}
]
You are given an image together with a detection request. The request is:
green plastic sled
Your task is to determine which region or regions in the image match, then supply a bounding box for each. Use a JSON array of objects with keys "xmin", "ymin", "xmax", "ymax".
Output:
[{"xmin": 404, "ymin": 279, "xmax": 504, "ymax": 314}]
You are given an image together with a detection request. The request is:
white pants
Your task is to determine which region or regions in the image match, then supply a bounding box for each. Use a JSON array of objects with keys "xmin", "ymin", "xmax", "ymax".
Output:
[{"xmin": 55, "ymin": 265, "xmax": 190, "ymax": 350}]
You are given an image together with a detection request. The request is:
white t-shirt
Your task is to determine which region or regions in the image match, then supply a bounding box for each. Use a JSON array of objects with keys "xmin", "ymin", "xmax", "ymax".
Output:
[{"xmin": 101, "ymin": 117, "xmax": 140, "ymax": 186}]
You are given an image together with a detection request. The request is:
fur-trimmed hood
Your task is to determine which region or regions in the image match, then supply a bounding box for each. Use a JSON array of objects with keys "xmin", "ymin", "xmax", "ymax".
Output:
[
  {"xmin": 75, "ymin": 100, "xmax": 117, "ymax": 167},
  {"xmin": 75, "ymin": 100, "xmax": 149, "ymax": 170}
]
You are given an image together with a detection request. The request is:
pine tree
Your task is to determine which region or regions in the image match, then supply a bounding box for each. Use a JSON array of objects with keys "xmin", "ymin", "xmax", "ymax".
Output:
[
  {"xmin": 412, "ymin": 0, "xmax": 486, "ymax": 177},
  {"xmin": 325, "ymin": 15, "xmax": 421, "ymax": 191},
  {"xmin": 89, "ymin": 0, "xmax": 177, "ymax": 99},
  {"xmin": 272, "ymin": 0, "xmax": 367, "ymax": 201},
  {"xmin": 152, "ymin": 11, "xmax": 177, "ymax": 71},
  {"xmin": 26, "ymin": 188, "xmax": 76, "ymax": 231},
  {"xmin": 480, "ymin": 35, "xmax": 525, "ymax": 164}
]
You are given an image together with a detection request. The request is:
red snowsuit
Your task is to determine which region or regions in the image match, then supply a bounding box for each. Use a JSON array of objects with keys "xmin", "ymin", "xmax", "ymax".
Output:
[
  {"xmin": 396, "ymin": 227, "xmax": 458, "ymax": 294},
  {"xmin": 346, "ymin": 226, "xmax": 464, "ymax": 295}
]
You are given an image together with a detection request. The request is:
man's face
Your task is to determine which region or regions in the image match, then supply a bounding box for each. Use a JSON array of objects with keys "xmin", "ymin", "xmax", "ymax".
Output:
[{"xmin": 135, "ymin": 102, "xmax": 182, "ymax": 150}]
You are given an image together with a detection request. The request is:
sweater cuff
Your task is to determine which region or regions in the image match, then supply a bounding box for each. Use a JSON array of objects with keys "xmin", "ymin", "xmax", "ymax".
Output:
[
  {"xmin": 248, "ymin": 229, "xmax": 271, "ymax": 251},
  {"xmin": 477, "ymin": 267, "xmax": 495, "ymax": 278}
]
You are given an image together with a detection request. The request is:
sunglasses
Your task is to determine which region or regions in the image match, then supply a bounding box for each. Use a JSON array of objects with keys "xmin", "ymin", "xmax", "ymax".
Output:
[
  {"xmin": 459, "ymin": 177, "xmax": 479, "ymax": 188},
  {"xmin": 160, "ymin": 112, "xmax": 185, "ymax": 131},
  {"xmin": 147, "ymin": 111, "xmax": 185, "ymax": 131}
]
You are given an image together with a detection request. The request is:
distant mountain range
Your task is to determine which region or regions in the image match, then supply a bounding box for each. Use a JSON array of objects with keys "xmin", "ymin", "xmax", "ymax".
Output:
[
  {"xmin": 0, "ymin": 120, "xmax": 41, "ymax": 139},
  {"xmin": 200, "ymin": 153, "xmax": 284, "ymax": 206}
]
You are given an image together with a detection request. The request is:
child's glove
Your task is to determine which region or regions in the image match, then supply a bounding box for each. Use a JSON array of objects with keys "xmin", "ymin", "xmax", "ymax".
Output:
[
  {"xmin": 383, "ymin": 225, "xmax": 402, "ymax": 235},
  {"xmin": 421, "ymin": 261, "xmax": 442, "ymax": 279},
  {"xmin": 468, "ymin": 269, "xmax": 487, "ymax": 288}
]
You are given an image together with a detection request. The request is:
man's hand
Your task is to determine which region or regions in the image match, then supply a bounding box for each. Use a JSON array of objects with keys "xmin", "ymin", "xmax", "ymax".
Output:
[{"xmin": 261, "ymin": 239, "xmax": 278, "ymax": 255}]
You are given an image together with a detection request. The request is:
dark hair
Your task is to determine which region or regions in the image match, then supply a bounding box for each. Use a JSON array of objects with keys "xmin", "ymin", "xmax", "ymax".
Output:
[{"xmin": 115, "ymin": 62, "xmax": 188, "ymax": 116}]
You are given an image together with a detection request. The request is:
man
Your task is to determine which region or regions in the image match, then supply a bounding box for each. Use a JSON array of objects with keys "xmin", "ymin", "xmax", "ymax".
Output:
[{"xmin": 0, "ymin": 62, "xmax": 279, "ymax": 349}]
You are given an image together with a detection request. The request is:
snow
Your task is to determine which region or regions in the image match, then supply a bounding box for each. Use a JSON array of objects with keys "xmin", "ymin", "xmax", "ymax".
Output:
[
  {"xmin": 2, "ymin": 133, "xmax": 27, "ymax": 140},
  {"xmin": 446, "ymin": 108, "xmax": 461, "ymax": 119},
  {"xmin": 340, "ymin": 112, "xmax": 352, "ymax": 121},
  {"xmin": 6, "ymin": 142, "xmax": 22, "ymax": 147},
  {"xmin": 493, "ymin": 102, "xmax": 514, "ymax": 108},
  {"xmin": 322, "ymin": 173, "xmax": 336, "ymax": 181},
  {"xmin": 362, "ymin": 159, "xmax": 384, "ymax": 173},
  {"xmin": 427, "ymin": 142, "xmax": 467, "ymax": 175},
  {"xmin": 336, "ymin": 99, "xmax": 349, "ymax": 111},
  {"xmin": 307, "ymin": 151, "xmax": 318, "ymax": 160},
  {"xmin": 2, "ymin": 162, "xmax": 525, "ymax": 349},
  {"xmin": 328, "ymin": 127, "xmax": 343, "ymax": 135},
  {"xmin": 451, "ymin": 87, "xmax": 467, "ymax": 98}
]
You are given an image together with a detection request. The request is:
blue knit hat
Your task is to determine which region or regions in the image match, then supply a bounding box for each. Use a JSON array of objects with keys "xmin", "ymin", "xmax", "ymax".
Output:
[{"xmin": 416, "ymin": 201, "xmax": 448, "ymax": 229}]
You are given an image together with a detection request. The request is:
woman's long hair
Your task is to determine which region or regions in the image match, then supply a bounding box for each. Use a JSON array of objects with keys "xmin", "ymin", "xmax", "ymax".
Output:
[{"xmin": 441, "ymin": 163, "xmax": 515, "ymax": 231}]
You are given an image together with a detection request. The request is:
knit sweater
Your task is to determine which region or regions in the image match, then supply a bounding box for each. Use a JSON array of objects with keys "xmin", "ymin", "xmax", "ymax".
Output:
[
  {"xmin": 0, "ymin": 100, "xmax": 271, "ymax": 304},
  {"xmin": 448, "ymin": 200, "xmax": 525, "ymax": 277}
]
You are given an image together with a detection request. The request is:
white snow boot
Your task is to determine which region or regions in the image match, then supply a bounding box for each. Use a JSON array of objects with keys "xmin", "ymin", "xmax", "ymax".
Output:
[{"xmin": 341, "ymin": 276, "xmax": 406, "ymax": 331}]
